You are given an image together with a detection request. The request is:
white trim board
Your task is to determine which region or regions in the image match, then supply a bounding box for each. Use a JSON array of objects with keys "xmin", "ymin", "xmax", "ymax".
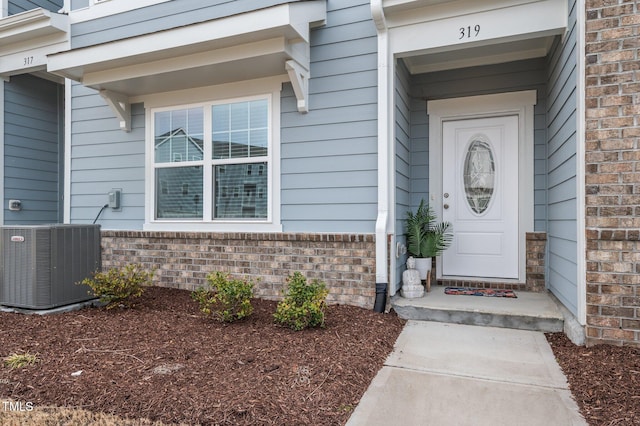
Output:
[
  {"xmin": 0, "ymin": 1, "xmax": 4, "ymax": 226},
  {"xmin": 63, "ymin": 78, "xmax": 72, "ymax": 224},
  {"xmin": 65, "ymin": 0, "xmax": 172, "ymax": 23},
  {"xmin": 428, "ymin": 90, "xmax": 537, "ymax": 283},
  {"xmin": 0, "ymin": 79, "xmax": 4, "ymax": 225},
  {"xmin": 575, "ymin": 0, "xmax": 587, "ymax": 326}
]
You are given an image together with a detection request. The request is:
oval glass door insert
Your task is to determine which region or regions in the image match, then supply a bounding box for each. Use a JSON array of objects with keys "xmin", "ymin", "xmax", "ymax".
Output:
[{"xmin": 463, "ymin": 137, "xmax": 495, "ymax": 214}]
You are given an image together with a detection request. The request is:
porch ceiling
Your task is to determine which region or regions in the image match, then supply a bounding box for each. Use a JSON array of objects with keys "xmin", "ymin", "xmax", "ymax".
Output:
[
  {"xmin": 402, "ymin": 36, "xmax": 555, "ymax": 74},
  {"xmin": 46, "ymin": 1, "xmax": 326, "ymax": 100}
]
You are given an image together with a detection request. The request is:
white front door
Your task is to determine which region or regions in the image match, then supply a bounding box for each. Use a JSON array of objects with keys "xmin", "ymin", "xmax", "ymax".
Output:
[{"xmin": 441, "ymin": 115, "xmax": 519, "ymax": 279}]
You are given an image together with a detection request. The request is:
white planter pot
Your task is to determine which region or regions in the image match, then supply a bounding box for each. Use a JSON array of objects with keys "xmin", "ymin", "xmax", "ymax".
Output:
[{"xmin": 414, "ymin": 257, "xmax": 433, "ymax": 282}]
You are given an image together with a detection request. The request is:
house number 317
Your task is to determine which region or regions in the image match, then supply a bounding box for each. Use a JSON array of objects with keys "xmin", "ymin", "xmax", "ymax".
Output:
[
  {"xmin": 459, "ymin": 25, "xmax": 481, "ymax": 39},
  {"xmin": 23, "ymin": 56, "xmax": 34, "ymax": 66}
]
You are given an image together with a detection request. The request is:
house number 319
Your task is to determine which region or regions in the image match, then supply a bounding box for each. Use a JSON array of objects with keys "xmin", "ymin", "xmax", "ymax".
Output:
[{"xmin": 459, "ymin": 25, "xmax": 481, "ymax": 39}]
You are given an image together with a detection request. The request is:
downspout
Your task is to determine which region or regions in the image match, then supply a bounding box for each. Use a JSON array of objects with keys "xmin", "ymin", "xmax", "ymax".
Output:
[{"xmin": 372, "ymin": 0, "xmax": 389, "ymax": 313}]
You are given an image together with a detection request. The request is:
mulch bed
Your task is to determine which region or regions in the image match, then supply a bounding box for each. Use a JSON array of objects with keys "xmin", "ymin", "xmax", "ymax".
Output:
[
  {"xmin": 3, "ymin": 287, "xmax": 640, "ymax": 425},
  {"xmin": 546, "ymin": 333, "xmax": 640, "ymax": 426},
  {"xmin": 0, "ymin": 287, "xmax": 405, "ymax": 425}
]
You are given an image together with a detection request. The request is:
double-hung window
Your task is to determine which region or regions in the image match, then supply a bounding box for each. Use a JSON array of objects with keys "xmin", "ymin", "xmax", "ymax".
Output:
[{"xmin": 150, "ymin": 95, "xmax": 274, "ymax": 227}]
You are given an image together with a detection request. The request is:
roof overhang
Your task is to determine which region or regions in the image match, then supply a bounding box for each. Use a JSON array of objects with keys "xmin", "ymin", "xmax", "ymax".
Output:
[
  {"xmin": 378, "ymin": 0, "xmax": 567, "ymax": 73},
  {"xmin": 0, "ymin": 8, "xmax": 69, "ymax": 78},
  {"xmin": 48, "ymin": 1, "xmax": 326, "ymax": 126}
]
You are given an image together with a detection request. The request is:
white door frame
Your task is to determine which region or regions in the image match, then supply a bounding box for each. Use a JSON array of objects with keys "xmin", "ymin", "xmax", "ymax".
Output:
[{"xmin": 428, "ymin": 90, "xmax": 537, "ymax": 283}]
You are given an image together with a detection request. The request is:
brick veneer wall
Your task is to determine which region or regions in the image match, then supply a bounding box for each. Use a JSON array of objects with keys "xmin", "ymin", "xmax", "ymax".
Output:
[
  {"xmin": 526, "ymin": 232, "xmax": 547, "ymax": 292},
  {"xmin": 585, "ymin": 0, "xmax": 640, "ymax": 346},
  {"xmin": 101, "ymin": 231, "xmax": 377, "ymax": 309},
  {"xmin": 437, "ymin": 232, "xmax": 547, "ymax": 292}
]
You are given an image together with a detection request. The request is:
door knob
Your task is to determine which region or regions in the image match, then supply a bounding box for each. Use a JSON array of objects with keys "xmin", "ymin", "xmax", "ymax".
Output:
[{"xmin": 444, "ymin": 204, "xmax": 450, "ymax": 209}]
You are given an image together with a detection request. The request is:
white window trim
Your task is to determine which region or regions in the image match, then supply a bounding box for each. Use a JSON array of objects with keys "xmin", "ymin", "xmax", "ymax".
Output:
[{"xmin": 143, "ymin": 80, "xmax": 282, "ymax": 233}]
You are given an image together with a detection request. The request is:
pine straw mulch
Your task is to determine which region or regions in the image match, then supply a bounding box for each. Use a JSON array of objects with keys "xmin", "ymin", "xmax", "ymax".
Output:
[
  {"xmin": 0, "ymin": 287, "xmax": 405, "ymax": 425},
  {"xmin": 546, "ymin": 333, "xmax": 640, "ymax": 426}
]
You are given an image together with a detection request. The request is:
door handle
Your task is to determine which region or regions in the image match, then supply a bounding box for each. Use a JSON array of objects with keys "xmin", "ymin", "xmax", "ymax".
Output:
[{"xmin": 444, "ymin": 204, "xmax": 450, "ymax": 210}]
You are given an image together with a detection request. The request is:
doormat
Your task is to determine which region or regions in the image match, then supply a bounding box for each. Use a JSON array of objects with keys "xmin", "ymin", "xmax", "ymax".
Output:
[{"xmin": 444, "ymin": 287, "xmax": 517, "ymax": 298}]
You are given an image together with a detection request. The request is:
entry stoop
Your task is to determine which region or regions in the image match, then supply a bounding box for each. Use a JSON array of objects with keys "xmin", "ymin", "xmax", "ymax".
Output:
[{"xmin": 391, "ymin": 286, "xmax": 564, "ymax": 333}]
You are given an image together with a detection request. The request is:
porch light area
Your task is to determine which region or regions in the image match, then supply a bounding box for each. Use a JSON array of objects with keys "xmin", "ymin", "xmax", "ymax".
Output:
[
  {"xmin": 0, "ymin": 8, "xmax": 69, "ymax": 78},
  {"xmin": 47, "ymin": 1, "xmax": 326, "ymax": 130}
]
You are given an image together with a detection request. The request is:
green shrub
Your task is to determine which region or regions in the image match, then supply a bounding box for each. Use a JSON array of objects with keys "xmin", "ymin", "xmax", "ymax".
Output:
[
  {"xmin": 192, "ymin": 272, "xmax": 254, "ymax": 322},
  {"xmin": 274, "ymin": 272, "xmax": 328, "ymax": 331},
  {"xmin": 80, "ymin": 264, "xmax": 153, "ymax": 309}
]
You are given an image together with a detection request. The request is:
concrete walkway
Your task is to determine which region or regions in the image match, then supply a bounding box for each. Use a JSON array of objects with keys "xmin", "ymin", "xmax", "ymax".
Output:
[{"xmin": 347, "ymin": 321, "xmax": 587, "ymax": 426}]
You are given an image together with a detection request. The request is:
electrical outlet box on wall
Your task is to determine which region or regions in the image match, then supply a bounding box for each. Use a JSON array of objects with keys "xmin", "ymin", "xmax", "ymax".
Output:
[{"xmin": 108, "ymin": 189, "xmax": 121, "ymax": 211}]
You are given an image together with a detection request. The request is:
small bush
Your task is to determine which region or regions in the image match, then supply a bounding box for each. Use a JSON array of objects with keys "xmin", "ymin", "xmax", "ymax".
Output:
[
  {"xmin": 80, "ymin": 264, "xmax": 153, "ymax": 309},
  {"xmin": 274, "ymin": 272, "xmax": 328, "ymax": 331},
  {"xmin": 192, "ymin": 272, "xmax": 254, "ymax": 322},
  {"xmin": 3, "ymin": 352, "xmax": 38, "ymax": 369}
]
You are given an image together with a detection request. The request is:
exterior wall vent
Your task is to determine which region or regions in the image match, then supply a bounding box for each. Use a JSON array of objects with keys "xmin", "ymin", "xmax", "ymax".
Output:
[{"xmin": 0, "ymin": 225, "xmax": 101, "ymax": 309}]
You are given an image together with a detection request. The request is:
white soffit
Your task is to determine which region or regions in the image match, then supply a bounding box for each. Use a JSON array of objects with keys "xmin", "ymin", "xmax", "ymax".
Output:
[
  {"xmin": 384, "ymin": 0, "xmax": 567, "ymax": 72},
  {"xmin": 47, "ymin": 1, "xmax": 326, "ymax": 99},
  {"xmin": 0, "ymin": 8, "xmax": 69, "ymax": 77}
]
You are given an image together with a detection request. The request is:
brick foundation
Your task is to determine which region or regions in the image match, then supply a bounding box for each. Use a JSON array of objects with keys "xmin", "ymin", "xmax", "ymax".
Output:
[
  {"xmin": 101, "ymin": 231, "xmax": 376, "ymax": 309},
  {"xmin": 437, "ymin": 232, "xmax": 547, "ymax": 292},
  {"xmin": 526, "ymin": 232, "xmax": 547, "ymax": 292},
  {"xmin": 585, "ymin": 0, "xmax": 640, "ymax": 346}
]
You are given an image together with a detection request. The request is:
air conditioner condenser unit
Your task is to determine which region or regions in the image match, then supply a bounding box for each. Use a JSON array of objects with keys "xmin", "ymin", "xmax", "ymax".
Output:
[{"xmin": 0, "ymin": 225, "xmax": 101, "ymax": 310}]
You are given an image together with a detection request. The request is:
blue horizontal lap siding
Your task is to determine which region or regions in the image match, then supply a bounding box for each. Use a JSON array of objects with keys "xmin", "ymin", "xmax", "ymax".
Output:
[
  {"xmin": 70, "ymin": 0, "xmax": 307, "ymax": 49},
  {"xmin": 8, "ymin": 0, "xmax": 63, "ymax": 14},
  {"xmin": 69, "ymin": 83, "xmax": 145, "ymax": 229},
  {"xmin": 68, "ymin": 0, "xmax": 379, "ymax": 233},
  {"xmin": 280, "ymin": 0, "xmax": 378, "ymax": 233},
  {"xmin": 395, "ymin": 59, "xmax": 412, "ymax": 291},
  {"xmin": 546, "ymin": 0, "xmax": 578, "ymax": 316},
  {"xmin": 4, "ymin": 75, "xmax": 61, "ymax": 224}
]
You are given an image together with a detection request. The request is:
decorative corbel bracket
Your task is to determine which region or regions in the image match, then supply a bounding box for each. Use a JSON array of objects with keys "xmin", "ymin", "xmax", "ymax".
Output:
[
  {"xmin": 99, "ymin": 89, "xmax": 131, "ymax": 132},
  {"xmin": 285, "ymin": 59, "xmax": 309, "ymax": 114}
]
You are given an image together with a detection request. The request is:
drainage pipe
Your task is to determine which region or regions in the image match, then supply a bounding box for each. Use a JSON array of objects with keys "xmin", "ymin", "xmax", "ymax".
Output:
[{"xmin": 372, "ymin": 0, "xmax": 390, "ymax": 313}]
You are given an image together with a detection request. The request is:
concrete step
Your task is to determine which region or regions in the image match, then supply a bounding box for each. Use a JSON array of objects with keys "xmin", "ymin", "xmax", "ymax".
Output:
[{"xmin": 391, "ymin": 286, "xmax": 564, "ymax": 333}]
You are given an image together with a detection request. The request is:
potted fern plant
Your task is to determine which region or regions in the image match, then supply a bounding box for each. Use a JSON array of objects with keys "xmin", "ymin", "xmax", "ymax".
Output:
[{"xmin": 405, "ymin": 199, "xmax": 453, "ymax": 281}]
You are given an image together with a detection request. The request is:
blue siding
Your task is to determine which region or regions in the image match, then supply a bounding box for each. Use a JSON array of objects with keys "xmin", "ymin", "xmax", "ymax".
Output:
[
  {"xmin": 71, "ymin": 0, "xmax": 307, "ymax": 49},
  {"xmin": 409, "ymin": 98, "xmax": 428, "ymax": 210},
  {"xmin": 68, "ymin": 1, "xmax": 378, "ymax": 233},
  {"xmin": 69, "ymin": 83, "xmax": 145, "ymax": 229},
  {"xmin": 409, "ymin": 58, "xmax": 548, "ymax": 229},
  {"xmin": 394, "ymin": 59, "xmax": 411, "ymax": 291},
  {"xmin": 280, "ymin": 0, "xmax": 378, "ymax": 232},
  {"xmin": 8, "ymin": 0, "xmax": 62, "ymax": 14},
  {"xmin": 546, "ymin": 0, "xmax": 578, "ymax": 315},
  {"xmin": 4, "ymin": 74, "xmax": 62, "ymax": 224}
]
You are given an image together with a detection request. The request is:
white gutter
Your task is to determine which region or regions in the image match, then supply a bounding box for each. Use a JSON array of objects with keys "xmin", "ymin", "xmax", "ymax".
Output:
[{"xmin": 372, "ymin": 0, "xmax": 391, "ymax": 307}]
